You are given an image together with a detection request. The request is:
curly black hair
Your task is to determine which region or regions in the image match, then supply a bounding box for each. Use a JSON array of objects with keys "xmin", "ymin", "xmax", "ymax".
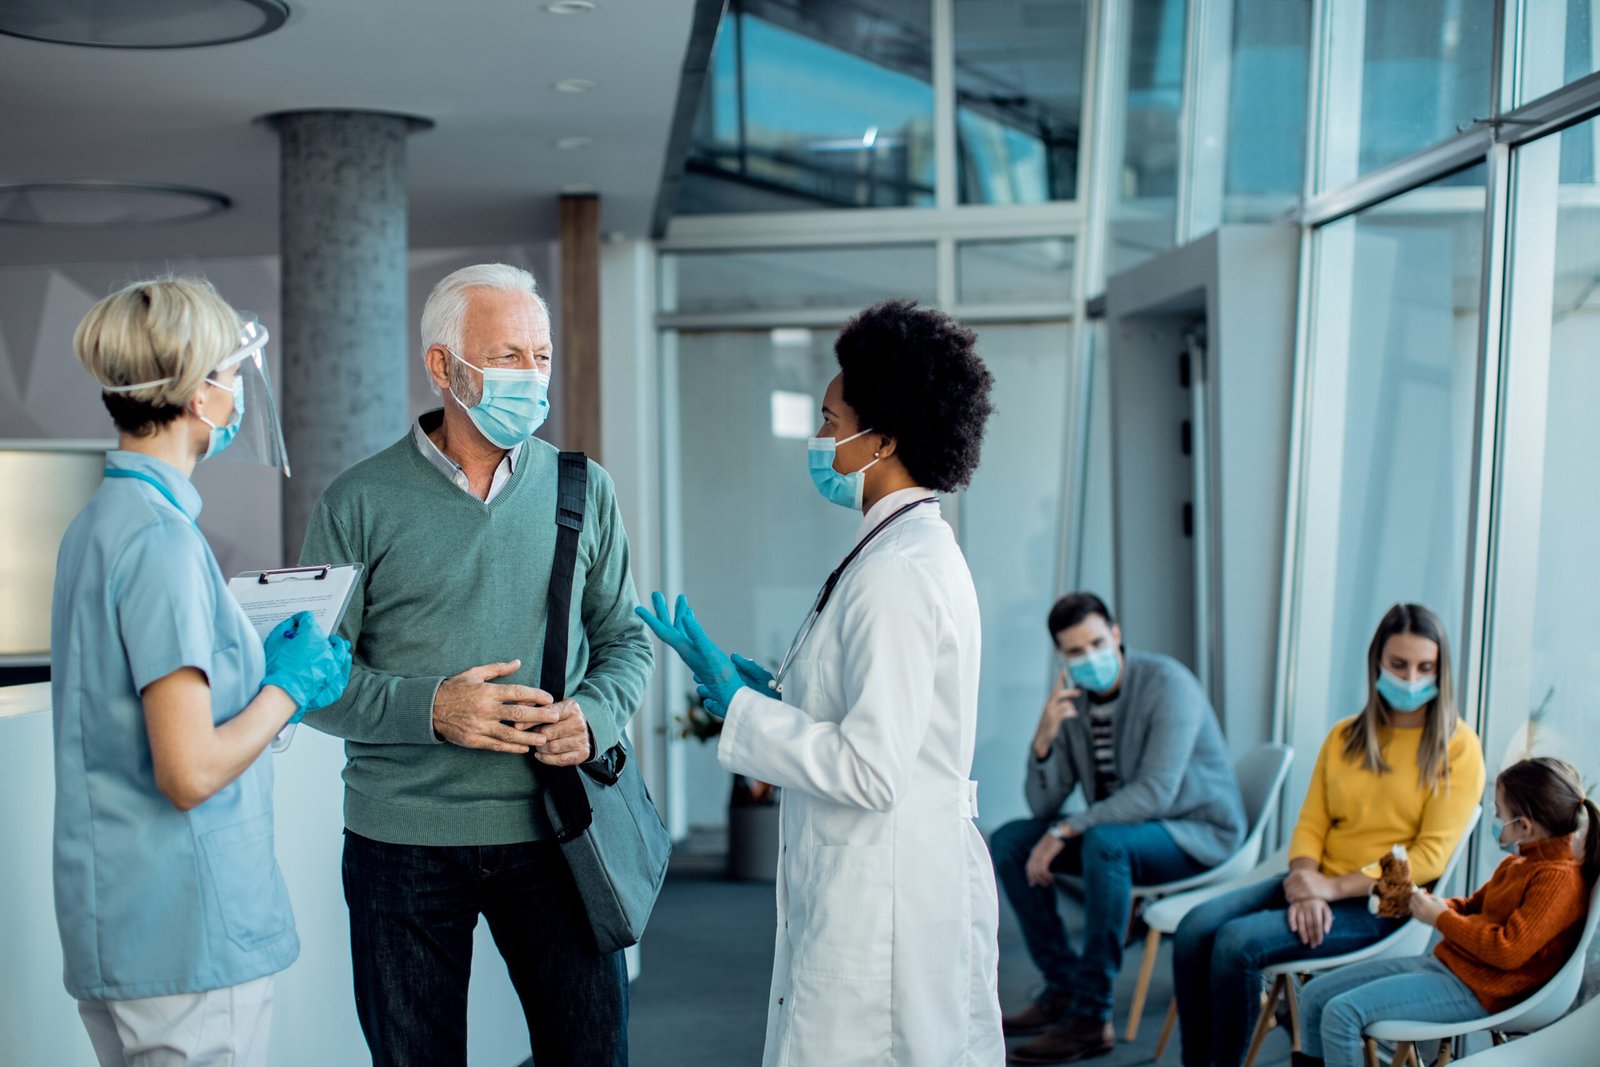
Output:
[{"xmin": 834, "ymin": 299, "xmax": 995, "ymax": 492}]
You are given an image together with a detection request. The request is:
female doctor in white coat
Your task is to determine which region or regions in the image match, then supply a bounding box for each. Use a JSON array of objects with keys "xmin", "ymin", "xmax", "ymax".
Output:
[{"xmin": 640, "ymin": 299, "xmax": 1004, "ymax": 1066}]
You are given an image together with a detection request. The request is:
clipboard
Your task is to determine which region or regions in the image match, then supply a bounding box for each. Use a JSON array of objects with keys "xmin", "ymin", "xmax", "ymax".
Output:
[
  {"xmin": 228, "ymin": 563, "xmax": 363, "ymax": 641},
  {"xmin": 227, "ymin": 563, "xmax": 363, "ymax": 753}
]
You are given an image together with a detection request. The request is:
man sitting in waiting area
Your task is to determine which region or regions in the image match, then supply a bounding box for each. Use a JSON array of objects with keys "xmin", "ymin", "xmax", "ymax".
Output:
[{"xmin": 991, "ymin": 592, "xmax": 1246, "ymax": 1065}]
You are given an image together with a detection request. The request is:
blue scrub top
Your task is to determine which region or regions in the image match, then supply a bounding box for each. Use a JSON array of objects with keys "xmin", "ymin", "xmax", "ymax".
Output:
[{"xmin": 50, "ymin": 450, "xmax": 298, "ymax": 1001}]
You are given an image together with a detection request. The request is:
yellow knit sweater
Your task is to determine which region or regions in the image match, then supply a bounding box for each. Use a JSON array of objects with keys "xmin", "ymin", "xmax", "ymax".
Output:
[{"xmin": 1288, "ymin": 716, "xmax": 1485, "ymax": 883}]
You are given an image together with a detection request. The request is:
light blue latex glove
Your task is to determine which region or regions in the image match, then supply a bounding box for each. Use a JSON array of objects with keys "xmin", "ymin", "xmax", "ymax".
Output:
[
  {"xmin": 292, "ymin": 635, "xmax": 353, "ymax": 724},
  {"xmin": 262, "ymin": 611, "xmax": 348, "ymax": 719},
  {"xmin": 635, "ymin": 592, "xmax": 743, "ymax": 718},
  {"xmin": 731, "ymin": 653, "xmax": 776, "ymax": 694}
]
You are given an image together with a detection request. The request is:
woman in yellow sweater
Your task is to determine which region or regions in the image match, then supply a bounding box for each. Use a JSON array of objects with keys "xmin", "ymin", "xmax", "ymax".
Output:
[{"xmin": 1171, "ymin": 604, "xmax": 1485, "ymax": 1067}]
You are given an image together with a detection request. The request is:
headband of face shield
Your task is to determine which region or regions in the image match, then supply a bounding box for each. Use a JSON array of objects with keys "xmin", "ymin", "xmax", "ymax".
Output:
[{"xmin": 100, "ymin": 315, "xmax": 291, "ymax": 476}]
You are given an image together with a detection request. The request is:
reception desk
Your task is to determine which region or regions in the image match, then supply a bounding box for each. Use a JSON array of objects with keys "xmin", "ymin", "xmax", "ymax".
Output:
[{"xmin": 0, "ymin": 684, "xmax": 538, "ymax": 1066}]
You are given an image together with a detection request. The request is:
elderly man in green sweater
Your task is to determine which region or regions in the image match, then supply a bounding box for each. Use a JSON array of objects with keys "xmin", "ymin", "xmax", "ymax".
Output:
[{"xmin": 298, "ymin": 263, "xmax": 652, "ymax": 1067}]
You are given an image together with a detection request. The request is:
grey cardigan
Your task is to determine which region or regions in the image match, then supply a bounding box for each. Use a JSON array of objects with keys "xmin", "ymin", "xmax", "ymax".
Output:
[{"xmin": 1024, "ymin": 649, "xmax": 1247, "ymax": 867}]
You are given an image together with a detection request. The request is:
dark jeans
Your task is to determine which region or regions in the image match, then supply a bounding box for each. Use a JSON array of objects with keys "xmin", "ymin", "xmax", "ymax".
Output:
[
  {"xmin": 343, "ymin": 831, "xmax": 628, "ymax": 1067},
  {"xmin": 1170, "ymin": 875, "xmax": 1403, "ymax": 1067},
  {"xmin": 990, "ymin": 816, "xmax": 1206, "ymax": 1021}
]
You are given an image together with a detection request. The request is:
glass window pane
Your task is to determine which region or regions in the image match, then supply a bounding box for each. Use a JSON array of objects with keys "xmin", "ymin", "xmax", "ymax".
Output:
[
  {"xmin": 1223, "ymin": 0, "xmax": 1312, "ymax": 222},
  {"xmin": 669, "ymin": 328, "xmax": 846, "ymax": 825},
  {"xmin": 1519, "ymin": 0, "xmax": 1599, "ymax": 103},
  {"xmin": 661, "ymin": 245, "xmax": 937, "ymax": 315},
  {"xmin": 1495, "ymin": 118, "xmax": 1600, "ymax": 805},
  {"xmin": 1110, "ymin": 0, "xmax": 1188, "ymax": 272},
  {"xmin": 953, "ymin": 0, "xmax": 1088, "ymax": 204},
  {"xmin": 956, "ymin": 238, "xmax": 1075, "ymax": 304},
  {"xmin": 961, "ymin": 322, "xmax": 1073, "ymax": 828},
  {"xmin": 1285, "ymin": 166, "xmax": 1487, "ymax": 809},
  {"xmin": 676, "ymin": 0, "xmax": 936, "ymax": 214},
  {"xmin": 1322, "ymin": 0, "xmax": 1495, "ymax": 186}
]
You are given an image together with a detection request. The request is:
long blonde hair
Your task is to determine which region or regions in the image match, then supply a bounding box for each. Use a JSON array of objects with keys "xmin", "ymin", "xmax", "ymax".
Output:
[{"xmin": 1340, "ymin": 603, "xmax": 1459, "ymax": 792}]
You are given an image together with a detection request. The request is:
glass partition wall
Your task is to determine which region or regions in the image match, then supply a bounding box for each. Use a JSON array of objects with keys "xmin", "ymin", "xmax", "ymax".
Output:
[{"xmin": 1280, "ymin": 0, "xmax": 1600, "ymax": 914}]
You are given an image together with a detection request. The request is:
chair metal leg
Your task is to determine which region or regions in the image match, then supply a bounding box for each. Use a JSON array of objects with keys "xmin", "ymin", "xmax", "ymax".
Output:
[
  {"xmin": 1242, "ymin": 975, "xmax": 1284, "ymax": 1067},
  {"xmin": 1126, "ymin": 926, "xmax": 1162, "ymax": 1041},
  {"xmin": 1285, "ymin": 973, "xmax": 1303, "ymax": 1052},
  {"xmin": 1490, "ymin": 1031, "xmax": 1508, "ymax": 1046},
  {"xmin": 1154, "ymin": 999, "xmax": 1178, "ymax": 1060}
]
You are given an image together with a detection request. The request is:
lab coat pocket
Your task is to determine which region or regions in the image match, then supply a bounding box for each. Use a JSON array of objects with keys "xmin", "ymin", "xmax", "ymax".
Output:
[
  {"xmin": 793, "ymin": 844, "xmax": 893, "ymax": 981},
  {"xmin": 200, "ymin": 814, "xmax": 292, "ymax": 951}
]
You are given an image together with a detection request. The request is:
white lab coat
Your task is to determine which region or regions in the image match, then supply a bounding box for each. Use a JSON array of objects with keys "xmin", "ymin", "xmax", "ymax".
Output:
[{"xmin": 718, "ymin": 488, "xmax": 1004, "ymax": 1066}]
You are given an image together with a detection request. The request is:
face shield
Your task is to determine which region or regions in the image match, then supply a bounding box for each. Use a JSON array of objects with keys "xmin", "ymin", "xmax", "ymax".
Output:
[{"xmin": 206, "ymin": 315, "xmax": 290, "ymax": 476}]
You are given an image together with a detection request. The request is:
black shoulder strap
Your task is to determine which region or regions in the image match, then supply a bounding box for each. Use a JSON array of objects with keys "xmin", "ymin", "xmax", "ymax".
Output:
[
  {"xmin": 541, "ymin": 451, "xmax": 589, "ymax": 701},
  {"xmin": 536, "ymin": 451, "xmax": 593, "ymax": 841}
]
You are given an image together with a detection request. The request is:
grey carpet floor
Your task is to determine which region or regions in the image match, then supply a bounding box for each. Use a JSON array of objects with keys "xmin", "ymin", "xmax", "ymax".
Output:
[{"xmin": 620, "ymin": 840, "xmax": 1299, "ymax": 1067}]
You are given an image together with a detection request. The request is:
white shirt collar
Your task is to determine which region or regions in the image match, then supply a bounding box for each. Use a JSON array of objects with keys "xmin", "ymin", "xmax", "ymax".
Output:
[
  {"xmin": 412, "ymin": 408, "xmax": 522, "ymax": 501},
  {"xmin": 853, "ymin": 486, "xmax": 939, "ymax": 547}
]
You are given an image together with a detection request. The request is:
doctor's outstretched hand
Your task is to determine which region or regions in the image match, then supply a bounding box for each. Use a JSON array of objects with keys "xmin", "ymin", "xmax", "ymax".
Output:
[{"xmin": 636, "ymin": 593, "xmax": 745, "ymax": 717}]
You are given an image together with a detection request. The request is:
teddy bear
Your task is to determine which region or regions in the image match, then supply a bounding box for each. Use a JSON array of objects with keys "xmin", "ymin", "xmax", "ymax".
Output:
[{"xmin": 1368, "ymin": 844, "xmax": 1415, "ymax": 918}]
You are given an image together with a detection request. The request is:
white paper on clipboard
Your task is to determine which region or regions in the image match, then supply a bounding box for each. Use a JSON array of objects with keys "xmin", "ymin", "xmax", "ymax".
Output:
[{"xmin": 228, "ymin": 563, "xmax": 363, "ymax": 752}]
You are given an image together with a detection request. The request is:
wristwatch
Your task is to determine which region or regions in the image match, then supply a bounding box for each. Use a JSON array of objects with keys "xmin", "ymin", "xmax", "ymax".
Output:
[{"xmin": 1048, "ymin": 823, "xmax": 1071, "ymax": 841}]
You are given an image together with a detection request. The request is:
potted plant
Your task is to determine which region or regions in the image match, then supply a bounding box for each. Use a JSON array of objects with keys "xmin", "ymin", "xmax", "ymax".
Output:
[{"xmin": 677, "ymin": 687, "xmax": 781, "ymax": 881}]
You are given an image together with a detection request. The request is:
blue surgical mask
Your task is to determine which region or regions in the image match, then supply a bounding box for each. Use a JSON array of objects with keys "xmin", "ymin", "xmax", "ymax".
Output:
[
  {"xmin": 807, "ymin": 429, "xmax": 880, "ymax": 510},
  {"xmin": 1492, "ymin": 817, "xmax": 1524, "ymax": 856},
  {"xmin": 1377, "ymin": 669, "xmax": 1439, "ymax": 712},
  {"xmin": 196, "ymin": 374, "xmax": 244, "ymax": 461},
  {"xmin": 450, "ymin": 350, "xmax": 550, "ymax": 449},
  {"xmin": 1066, "ymin": 646, "xmax": 1121, "ymax": 694}
]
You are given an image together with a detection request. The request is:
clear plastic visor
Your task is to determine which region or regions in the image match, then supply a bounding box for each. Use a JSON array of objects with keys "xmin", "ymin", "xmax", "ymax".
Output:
[{"xmin": 207, "ymin": 316, "xmax": 289, "ymax": 476}]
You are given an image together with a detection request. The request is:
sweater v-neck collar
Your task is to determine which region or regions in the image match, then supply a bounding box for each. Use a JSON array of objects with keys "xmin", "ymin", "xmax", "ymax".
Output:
[{"xmin": 406, "ymin": 427, "xmax": 531, "ymax": 511}]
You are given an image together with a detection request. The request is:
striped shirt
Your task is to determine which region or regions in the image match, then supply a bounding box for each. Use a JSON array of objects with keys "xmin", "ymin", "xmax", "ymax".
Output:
[{"xmin": 1088, "ymin": 698, "xmax": 1120, "ymax": 800}]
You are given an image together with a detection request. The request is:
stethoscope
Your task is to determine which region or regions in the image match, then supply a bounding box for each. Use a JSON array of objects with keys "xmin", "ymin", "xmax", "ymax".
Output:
[{"xmin": 769, "ymin": 495, "xmax": 937, "ymax": 694}]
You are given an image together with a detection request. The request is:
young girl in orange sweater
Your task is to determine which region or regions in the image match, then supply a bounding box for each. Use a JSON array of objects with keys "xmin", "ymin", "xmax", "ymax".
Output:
[{"xmin": 1295, "ymin": 756, "xmax": 1598, "ymax": 1067}]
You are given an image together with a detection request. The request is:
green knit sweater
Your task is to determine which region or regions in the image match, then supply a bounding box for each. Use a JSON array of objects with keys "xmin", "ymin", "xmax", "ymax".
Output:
[{"xmin": 298, "ymin": 431, "xmax": 653, "ymax": 846}]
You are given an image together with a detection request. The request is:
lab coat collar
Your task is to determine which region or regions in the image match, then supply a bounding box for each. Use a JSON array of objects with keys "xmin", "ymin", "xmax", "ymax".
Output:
[
  {"xmin": 105, "ymin": 450, "xmax": 203, "ymax": 521},
  {"xmin": 854, "ymin": 485, "xmax": 939, "ymax": 548}
]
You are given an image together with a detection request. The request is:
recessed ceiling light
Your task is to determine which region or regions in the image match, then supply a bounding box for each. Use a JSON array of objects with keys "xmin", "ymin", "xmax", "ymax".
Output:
[
  {"xmin": 544, "ymin": 1, "xmax": 596, "ymax": 12},
  {"xmin": 0, "ymin": 0, "xmax": 289, "ymax": 49},
  {"xmin": 0, "ymin": 181, "xmax": 231, "ymax": 227},
  {"xmin": 556, "ymin": 136, "xmax": 593, "ymax": 150},
  {"xmin": 562, "ymin": 184, "xmax": 597, "ymax": 195},
  {"xmin": 553, "ymin": 78, "xmax": 597, "ymax": 94}
]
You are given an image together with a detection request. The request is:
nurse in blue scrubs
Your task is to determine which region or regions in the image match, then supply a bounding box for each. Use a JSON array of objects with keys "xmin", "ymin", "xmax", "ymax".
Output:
[{"xmin": 51, "ymin": 277, "xmax": 351, "ymax": 1066}]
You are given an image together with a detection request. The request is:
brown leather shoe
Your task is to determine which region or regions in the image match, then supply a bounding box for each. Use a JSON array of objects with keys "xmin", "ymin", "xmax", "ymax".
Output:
[
  {"xmin": 1007, "ymin": 1014, "xmax": 1115, "ymax": 1064},
  {"xmin": 1001, "ymin": 988, "xmax": 1075, "ymax": 1036}
]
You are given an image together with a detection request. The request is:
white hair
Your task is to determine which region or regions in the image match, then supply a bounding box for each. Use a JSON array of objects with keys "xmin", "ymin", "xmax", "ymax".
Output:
[{"xmin": 419, "ymin": 263, "xmax": 550, "ymax": 393}]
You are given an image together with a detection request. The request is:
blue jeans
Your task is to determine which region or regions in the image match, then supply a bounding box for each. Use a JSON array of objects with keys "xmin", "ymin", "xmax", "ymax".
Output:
[
  {"xmin": 991, "ymin": 817, "xmax": 1206, "ymax": 1020},
  {"xmin": 343, "ymin": 831, "xmax": 628, "ymax": 1067},
  {"xmin": 1171, "ymin": 875, "xmax": 1403, "ymax": 1067},
  {"xmin": 1299, "ymin": 955, "xmax": 1482, "ymax": 1067}
]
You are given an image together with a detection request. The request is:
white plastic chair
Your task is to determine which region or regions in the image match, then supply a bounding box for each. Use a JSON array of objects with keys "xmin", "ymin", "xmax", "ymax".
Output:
[
  {"xmin": 1446, "ymin": 993, "xmax": 1600, "ymax": 1065},
  {"xmin": 1116, "ymin": 743, "xmax": 1294, "ymax": 1041},
  {"xmin": 1144, "ymin": 843, "xmax": 1295, "ymax": 1058},
  {"xmin": 1240, "ymin": 804, "xmax": 1484, "ymax": 1067},
  {"xmin": 1361, "ymin": 871, "xmax": 1600, "ymax": 1066}
]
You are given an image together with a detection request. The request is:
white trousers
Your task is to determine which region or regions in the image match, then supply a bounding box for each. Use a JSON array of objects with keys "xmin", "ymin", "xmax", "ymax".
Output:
[{"xmin": 78, "ymin": 975, "xmax": 274, "ymax": 1067}]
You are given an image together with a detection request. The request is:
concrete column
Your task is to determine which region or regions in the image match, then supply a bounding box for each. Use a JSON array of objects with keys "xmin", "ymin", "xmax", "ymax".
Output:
[{"xmin": 271, "ymin": 109, "xmax": 426, "ymax": 558}]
